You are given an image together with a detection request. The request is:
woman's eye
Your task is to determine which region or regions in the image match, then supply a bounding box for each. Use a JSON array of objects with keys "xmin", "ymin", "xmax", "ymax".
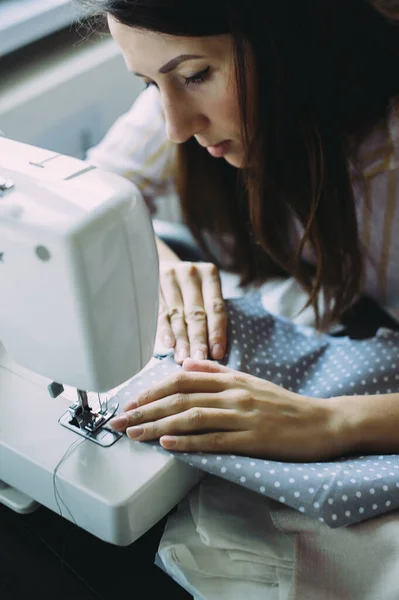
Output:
[
  {"xmin": 143, "ymin": 67, "xmax": 210, "ymax": 90},
  {"xmin": 183, "ymin": 67, "xmax": 210, "ymax": 87}
]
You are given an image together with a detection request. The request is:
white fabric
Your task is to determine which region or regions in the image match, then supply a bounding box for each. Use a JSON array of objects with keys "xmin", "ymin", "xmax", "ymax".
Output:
[
  {"xmin": 270, "ymin": 500, "xmax": 399, "ymax": 600},
  {"xmin": 220, "ymin": 272, "xmax": 320, "ymax": 327},
  {"xmin": 157, "ymin": 477, "xmax": 295, "ymax": 600}
]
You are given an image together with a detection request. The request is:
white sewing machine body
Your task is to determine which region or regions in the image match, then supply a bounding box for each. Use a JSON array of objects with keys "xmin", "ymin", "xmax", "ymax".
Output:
[{"xmin": 0, "ymin": 138, "xmax": 200, "ymax": 545}]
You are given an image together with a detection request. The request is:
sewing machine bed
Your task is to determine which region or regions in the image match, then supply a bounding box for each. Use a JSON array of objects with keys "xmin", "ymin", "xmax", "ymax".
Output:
[{"xmin": 0, "ymin": 343, "xmax": 201, "ymax": 546}]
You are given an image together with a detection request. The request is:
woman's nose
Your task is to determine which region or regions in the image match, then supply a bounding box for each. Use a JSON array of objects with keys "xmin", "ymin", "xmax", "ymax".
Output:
[{"xmin": 163, "ymin": 97, "xmax": 207, "ymax": 144}]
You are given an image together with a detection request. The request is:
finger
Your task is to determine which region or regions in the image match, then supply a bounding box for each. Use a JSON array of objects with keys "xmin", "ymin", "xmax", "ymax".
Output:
[
  {"xmin": 110, "ymin": 390, "xmax": 238, "ymax": 430},
  {"xmin": 174, "ymin": 263, "xmax": 209, "ymax": 361},
  {"xmin": 156, "ymin": 291, "xmax": 175, "ymax": 349},
  {"xmin": 160, "ymin": 265, "xmax": 189, "ymax": 362},
  {"xmin": 160, "ymin": 430, "xmax": 251, "ymax": 453},
  {"xmin": 123, "ymin": 371, "xmax": 230, "ymax": 411},
  {"xmin": 125, "ymin": 408, "xmax": 244, "ymax": 442},
  {"xmin": 182, "ymin": 358, "xmax": 231, "ymax": 374},
  {"xmin": 199, "ymin": 264, "xmax": 227, "ymax": 360}
]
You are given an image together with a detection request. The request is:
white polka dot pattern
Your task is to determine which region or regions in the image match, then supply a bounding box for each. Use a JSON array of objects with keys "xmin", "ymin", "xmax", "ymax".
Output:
[{"xmin": 113, "ymin": 292, "xmax": 399, "ymax": 528}]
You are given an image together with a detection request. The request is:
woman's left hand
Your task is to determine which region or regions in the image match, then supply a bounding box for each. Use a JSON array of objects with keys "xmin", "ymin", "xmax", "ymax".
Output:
[{"xmin": 109, "ymin": 359, "xmax": 347, "ymax": 461}]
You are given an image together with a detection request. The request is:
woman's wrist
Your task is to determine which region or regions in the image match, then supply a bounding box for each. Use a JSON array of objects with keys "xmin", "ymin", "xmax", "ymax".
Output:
[
  {"xmin": 329, "ymin": 395, "xmax": 365, "ymax": 455},
  {"xmin": 329, "ymin": 392, "xmax": 399, "ymax": 455}
]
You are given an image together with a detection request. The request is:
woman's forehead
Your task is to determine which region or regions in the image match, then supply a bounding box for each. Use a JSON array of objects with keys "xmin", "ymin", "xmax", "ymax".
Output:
[{"xmin": 107, "ymin": 18, "xmax": 233, "ymax": 72}]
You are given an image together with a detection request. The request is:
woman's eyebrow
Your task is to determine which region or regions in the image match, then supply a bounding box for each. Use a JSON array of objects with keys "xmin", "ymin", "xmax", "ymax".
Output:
[
  {"xmin": 132, "ymin": 54, "xmax": 205, "ymax": 77},
  {"xmin": 159, "ymin": 54, "xmax": 205, "ymax": 73}
]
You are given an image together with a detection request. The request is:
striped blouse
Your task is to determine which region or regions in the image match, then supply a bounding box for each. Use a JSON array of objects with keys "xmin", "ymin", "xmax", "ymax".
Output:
[{"xmin": 86, "ymin": 87, "xmax": 399, "ymax": 322}]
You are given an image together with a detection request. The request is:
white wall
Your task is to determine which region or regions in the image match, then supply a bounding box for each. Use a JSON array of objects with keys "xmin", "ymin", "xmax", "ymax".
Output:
[
  {"xmin": 0, "ymin": 0, "xmax": 78, "ymax": 57},
  {"xmin": 0, "ymin": 27, "xmax": 181, "ymax": 220},
  {"xmin": 0, "ymin": 29, "xmax": 142, "ymax": 158}
]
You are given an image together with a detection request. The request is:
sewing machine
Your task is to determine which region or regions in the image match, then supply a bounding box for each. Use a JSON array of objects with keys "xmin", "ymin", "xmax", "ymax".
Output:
[{"xmin": 0, "ymin": 137, "xmax": 200, "ymax": 546}]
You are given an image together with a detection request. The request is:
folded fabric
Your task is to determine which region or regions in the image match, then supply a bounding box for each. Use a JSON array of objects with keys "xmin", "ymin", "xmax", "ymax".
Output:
[
  {"xmin": 270, "ymin": 499, "xmax": 399, "ymax": 600},
  {"xmin": 156, "ymin": 475, "xmax": 294, "ymax": 600},
  {"xmin": 114, "ymin": 292, "xmax": 399, "ymax": 528}
]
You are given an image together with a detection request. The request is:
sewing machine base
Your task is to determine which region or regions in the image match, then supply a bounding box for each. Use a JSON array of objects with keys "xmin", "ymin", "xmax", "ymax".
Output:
[
  {"xmin": 0, "ymin": 343, "xmax": 202, "ymax": 545},
  {"xmin": 0, "ymin": 480, "xmax": 40, "ymax": 514}
]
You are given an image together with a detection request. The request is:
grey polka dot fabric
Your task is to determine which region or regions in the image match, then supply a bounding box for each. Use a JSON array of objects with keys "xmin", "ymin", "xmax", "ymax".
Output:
[{"xmin": 113, "ymin": 292, "xmax": 399, "ymax": 528}]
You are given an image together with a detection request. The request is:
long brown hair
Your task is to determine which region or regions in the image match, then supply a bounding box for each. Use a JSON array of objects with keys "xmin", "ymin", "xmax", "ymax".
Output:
[
  {"xmin": 78, "ymin": 0, "xmax": 399, "ymax": 326},
  {"xmin": 372, "ymin": 0, "xmax": 399, "ymax": 19}
]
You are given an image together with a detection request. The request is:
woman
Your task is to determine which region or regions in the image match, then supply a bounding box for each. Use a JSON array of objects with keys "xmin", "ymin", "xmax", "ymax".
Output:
[{"xmin": 80, "ymin": 0, "xmax": 399, "ymax": 462}]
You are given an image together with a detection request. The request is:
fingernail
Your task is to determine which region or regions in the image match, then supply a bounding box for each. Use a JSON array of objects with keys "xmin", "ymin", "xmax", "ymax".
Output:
[
  {"xmin": 109, "ymin": 415, "xmax": 128, "ymax": 430},
  {"xmin": 212, "ymin": 344, "xmax": 224, "ymax": 359},
  {"xmin": 127, "ymin": 426, "xmax": 144, "ymax": 439},
  {"xmin": 176, "ymin": 350, "xmax": 188, "ymax": 362},
  {"xmin": 161, "ymin": 436, "xmax": 176, "ymax": 449},
  {"xmin": 123, "ymin": 399, "xmax": 138, "ymax": 411},
  {"xmin": 194, "ymin": 350, "xmax": 206, "ymax": 360},
  {"xmin": 163, "ymin": 335, "xmax": 175, "ymax": 348}
]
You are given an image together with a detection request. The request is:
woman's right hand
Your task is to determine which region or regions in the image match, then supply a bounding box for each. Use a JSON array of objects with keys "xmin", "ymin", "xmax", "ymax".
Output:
[{"xmin": 156, "ymin": 261, "xmax": 227, "ymax": 364}]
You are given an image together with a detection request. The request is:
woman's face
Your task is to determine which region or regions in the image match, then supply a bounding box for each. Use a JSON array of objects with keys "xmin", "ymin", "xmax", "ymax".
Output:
[{"xmin": 108, "ymin": 17, "xmax": 250, "ymax": 168}]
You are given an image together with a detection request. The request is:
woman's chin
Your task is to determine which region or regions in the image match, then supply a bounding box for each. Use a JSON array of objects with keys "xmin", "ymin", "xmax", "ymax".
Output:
[{"xmin": 224, "ymin": 152, "xmax": 244, "ymax": 168}]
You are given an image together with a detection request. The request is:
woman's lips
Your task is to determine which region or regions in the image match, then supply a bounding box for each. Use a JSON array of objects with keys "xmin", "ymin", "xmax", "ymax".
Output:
[{"xmin": 206, "ymin": 140, "xmax": 232, "ymax": 158}]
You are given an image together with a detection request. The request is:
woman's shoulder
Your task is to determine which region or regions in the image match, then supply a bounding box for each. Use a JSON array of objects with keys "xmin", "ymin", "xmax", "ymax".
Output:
[
  {"xmin": 121, "ymin": 85, "xmax": 165, "ymax": 126},
  {"xmin": 354, "ymin": 98, "xmax": 399, "ymax": 179}
]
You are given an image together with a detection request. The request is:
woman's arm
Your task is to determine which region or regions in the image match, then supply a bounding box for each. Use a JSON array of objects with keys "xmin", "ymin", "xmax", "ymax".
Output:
[
  {"xmin": 335, "ymin": 392, "xmax": 399, "ymax": 454},
  {"xmin": 86, "ymin": 85, "xmax": 177, "ymax": 211}
]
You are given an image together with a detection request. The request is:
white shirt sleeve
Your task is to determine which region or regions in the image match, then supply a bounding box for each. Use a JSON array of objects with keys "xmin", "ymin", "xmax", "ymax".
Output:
[{"xmin": 86, "ymin": 86, "xmax": 177, "ymax": 201}]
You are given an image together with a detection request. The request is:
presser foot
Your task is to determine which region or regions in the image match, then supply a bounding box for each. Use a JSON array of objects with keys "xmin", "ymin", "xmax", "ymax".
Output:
[{"xmin": 58, "ymin": 390, "xmax": 123, "ymax": 447}]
